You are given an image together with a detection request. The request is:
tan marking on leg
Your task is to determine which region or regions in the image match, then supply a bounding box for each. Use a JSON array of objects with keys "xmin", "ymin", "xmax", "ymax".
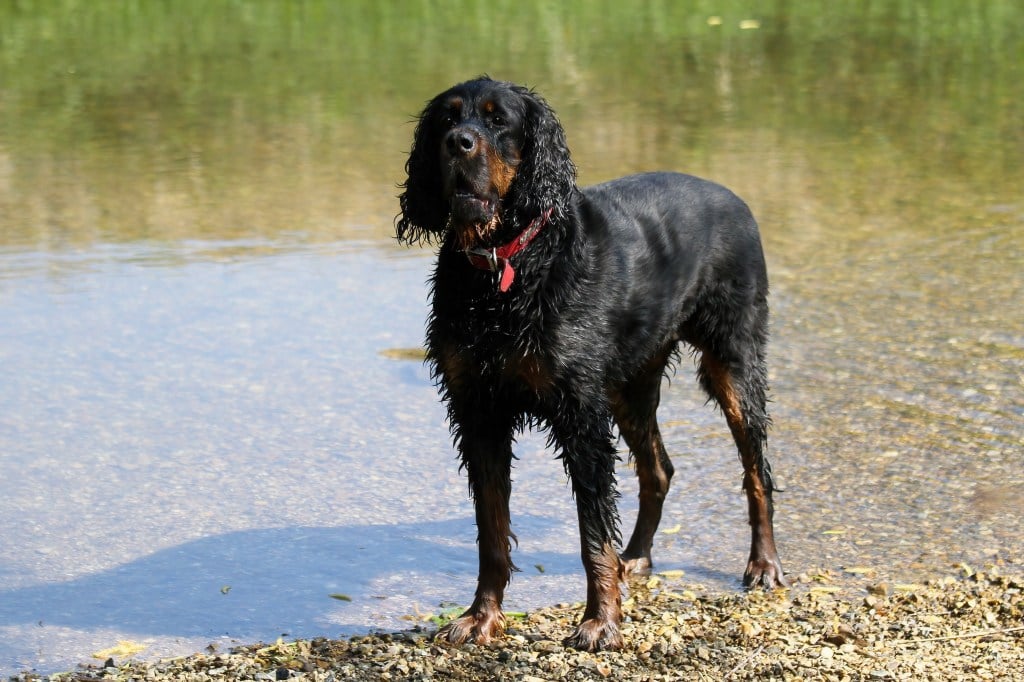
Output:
[
  {"xmin": 566, "ymin": 541, "xmax": 624, "ymax": 651},
  {"xmin": 437, "ymin": 344, "xmax": 473, "ymax": 390},
  {"xmin": 700, "ymin": 353, "xmax": 787, "ymax": 588},
  {"xmin": 503, "ymin": 352, "xmax": 552, "ymax": 393}
]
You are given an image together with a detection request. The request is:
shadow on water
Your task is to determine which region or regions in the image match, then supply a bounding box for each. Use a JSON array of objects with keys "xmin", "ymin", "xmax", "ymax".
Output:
[
  {"xmin": 0, "ymin": 518, "xmax": 576, "ymax": 637},
  {"xmin": 0, "ymin": 517, "xmax": 743, "ymax": 667}
]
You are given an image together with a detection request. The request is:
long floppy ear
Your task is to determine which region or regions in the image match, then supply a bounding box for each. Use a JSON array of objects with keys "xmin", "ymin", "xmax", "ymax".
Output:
[
  {"xmin": 396, "ymin": 98, "xmax": 449, "ymax": 245},
  {"xmin": 507, "ymin": 86, "xmax": 577, "ymax": 225}
]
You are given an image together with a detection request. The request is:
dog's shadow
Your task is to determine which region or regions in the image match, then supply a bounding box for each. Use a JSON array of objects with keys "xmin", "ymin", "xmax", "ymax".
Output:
[
  {"xmin": 0, "ymin": 517, "xmax": 584, "ymax": 642},
  {"xmin": 1, "ymin": 516, "xmax": 745, "ymax": 658}
]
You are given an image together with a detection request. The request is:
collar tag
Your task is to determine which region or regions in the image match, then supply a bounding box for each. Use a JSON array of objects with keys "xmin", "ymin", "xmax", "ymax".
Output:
[{"xmin": 498, "ymin": 260, "xmax": 516, "ymax": 292}]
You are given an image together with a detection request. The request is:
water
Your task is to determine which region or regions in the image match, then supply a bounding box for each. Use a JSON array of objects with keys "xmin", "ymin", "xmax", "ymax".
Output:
[{"xmin": 2, "ymin": 2, "xmax": 1022, "ymax": 675}]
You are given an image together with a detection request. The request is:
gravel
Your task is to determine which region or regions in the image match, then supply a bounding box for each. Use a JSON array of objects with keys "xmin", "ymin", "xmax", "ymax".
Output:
[{"xmin": 11, "ymin": 567, "xmax": 1022, "ymax": 681}]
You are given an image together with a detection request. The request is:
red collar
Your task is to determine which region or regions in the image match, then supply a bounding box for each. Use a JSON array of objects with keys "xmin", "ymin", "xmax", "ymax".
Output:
[{"xmin": 464, "ymin": 208, "xmax": 553, "ymax": 292}]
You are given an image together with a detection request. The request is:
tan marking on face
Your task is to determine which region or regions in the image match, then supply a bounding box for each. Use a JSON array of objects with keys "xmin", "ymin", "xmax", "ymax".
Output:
[
  {"xmin": 487, "ymin": 143, "xmax": 519, "ymax": 199},
  {"xmin": 454, "ymin": 213, "xmax": 502, "ymax": 252}
]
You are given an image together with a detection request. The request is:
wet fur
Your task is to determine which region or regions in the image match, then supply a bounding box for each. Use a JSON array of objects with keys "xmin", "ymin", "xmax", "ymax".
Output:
[{"xmin": 397, "ymin": 77, "xmax": 787, "ymax": 652}]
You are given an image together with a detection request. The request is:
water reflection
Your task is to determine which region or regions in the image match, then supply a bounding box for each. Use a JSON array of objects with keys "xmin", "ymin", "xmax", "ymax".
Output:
[{"xmin": 1, "ymin": 1, "xmax": 1022, "ymax": 676}]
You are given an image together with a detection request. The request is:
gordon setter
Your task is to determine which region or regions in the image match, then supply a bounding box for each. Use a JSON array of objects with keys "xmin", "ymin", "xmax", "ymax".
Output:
[{"xmin": 396, "ymin": 77, "xmax": 787, "ymax": 652}]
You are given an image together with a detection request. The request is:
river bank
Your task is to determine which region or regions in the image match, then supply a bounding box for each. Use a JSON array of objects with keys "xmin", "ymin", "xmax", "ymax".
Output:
[{"xmin": 12, "ymin": 567, "xmax": 1022, "ymax": 681}]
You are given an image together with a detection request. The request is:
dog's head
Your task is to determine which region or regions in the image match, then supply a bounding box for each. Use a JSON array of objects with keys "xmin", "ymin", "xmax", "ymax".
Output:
[{"xmin": 397, "ymin": 77, "xmax": 576, "ymax": 249}]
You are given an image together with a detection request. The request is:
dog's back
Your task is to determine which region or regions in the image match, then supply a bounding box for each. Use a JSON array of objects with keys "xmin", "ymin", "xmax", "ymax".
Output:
[{"xmin": 576, "ymin": 171, "xmax": 768, "ymax": 377}]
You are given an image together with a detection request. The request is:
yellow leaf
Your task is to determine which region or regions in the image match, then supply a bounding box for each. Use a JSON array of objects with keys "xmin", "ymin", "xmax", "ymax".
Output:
[
  {"xmin": 378, "ymin": 347, "xmax": 426, "ymax": 361},
  {"xmin": 844, "ymin": 566, "xmax": 875, "ymax": 575},
  {"xmin": 661, "ymin": 524, "xmax": 682, "ymax": 535},
  {"xmin": 658, "ymin": 569, "xmax": 686, "ymax": 579},
  {"xmin": 92, "ymin": 640, "xmax": 147, "ymax": 660},
  {"xmin": 822, "ymin": 529, "xmax": 846, "ymax": 535},
  {"xmin": 739, "ymin": 19, "xmax": 761, "ymax": 30}
]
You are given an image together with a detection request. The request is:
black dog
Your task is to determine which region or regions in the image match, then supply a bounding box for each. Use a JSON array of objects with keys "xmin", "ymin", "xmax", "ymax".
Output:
[{"xmin": 396, "ymin": 77, "xmax": 786, "ymax": 652}]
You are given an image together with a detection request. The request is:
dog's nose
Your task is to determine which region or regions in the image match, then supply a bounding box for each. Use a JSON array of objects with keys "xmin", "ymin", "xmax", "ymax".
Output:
[{"xmin": 445, "ymin": 128, "xmax": 478, "ymax": 157}]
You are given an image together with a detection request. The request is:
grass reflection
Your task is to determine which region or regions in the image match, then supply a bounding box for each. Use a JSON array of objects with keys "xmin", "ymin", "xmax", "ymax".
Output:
[{"xmin": 0, "ymin": 0, "xmax": 1020, "ymax": 248}]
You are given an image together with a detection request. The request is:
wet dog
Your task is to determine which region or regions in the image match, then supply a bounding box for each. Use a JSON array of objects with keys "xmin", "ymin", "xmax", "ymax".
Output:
[{"xmin": 396, "ymin": 77, "xmax": 787, "ymax": 651}]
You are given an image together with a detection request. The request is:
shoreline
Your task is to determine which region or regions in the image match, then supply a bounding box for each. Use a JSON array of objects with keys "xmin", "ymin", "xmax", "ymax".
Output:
[{"xmin": 10, "ymin": 568, "xmax": 1022, "ymax": 681}]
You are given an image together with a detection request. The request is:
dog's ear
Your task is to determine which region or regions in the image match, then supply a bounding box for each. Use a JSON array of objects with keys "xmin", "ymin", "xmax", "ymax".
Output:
[
  {"xmin": 508, "ymin": 87, "xmax": 577, "ymax": 224},
  {"xmin": 396, "ymin": 98, "xmax": 449, "ymax": 245}
]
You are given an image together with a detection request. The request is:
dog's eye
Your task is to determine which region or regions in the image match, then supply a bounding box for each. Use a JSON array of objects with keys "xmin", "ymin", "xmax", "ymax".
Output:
[
  {"xmin": 441, "ymin": 114, "xmax": 456, "ymax": 128},
  {"xmin": 489, "ymin": 115, "xmax": 506, "ymax": 127}
]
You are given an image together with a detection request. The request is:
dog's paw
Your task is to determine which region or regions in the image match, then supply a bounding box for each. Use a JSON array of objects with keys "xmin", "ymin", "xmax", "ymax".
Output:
[
  {"xmin": 620, "ymin": 552, "xmax": 653, "ymax": 577},
  {"xmin": 435, "ymin": 607, "xmax": 505, "ymax": 646},
  {"xmin": 743, "ymin": 555, "xmax": 790, "ymax": 589},
  {"xmin": 563, "ymin": 618, "xmax": 623, "ymax": 652}
]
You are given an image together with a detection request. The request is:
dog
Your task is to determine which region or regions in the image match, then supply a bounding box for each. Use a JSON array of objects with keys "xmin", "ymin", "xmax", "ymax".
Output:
[{"xmin": 396, "ymin": 77, "xmax": 787, "ymax": 652}]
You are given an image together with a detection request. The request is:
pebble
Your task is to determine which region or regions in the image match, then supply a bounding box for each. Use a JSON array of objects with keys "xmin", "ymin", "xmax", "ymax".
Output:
[{"xmin": 9, "ymin": 570, "xmax": 1022, "ymax": 681}]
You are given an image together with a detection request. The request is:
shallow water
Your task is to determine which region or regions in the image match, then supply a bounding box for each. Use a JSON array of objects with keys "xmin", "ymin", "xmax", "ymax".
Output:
[{"xmin": 2, "ymin": 2, "xmax": 1022, "ymax": 675}]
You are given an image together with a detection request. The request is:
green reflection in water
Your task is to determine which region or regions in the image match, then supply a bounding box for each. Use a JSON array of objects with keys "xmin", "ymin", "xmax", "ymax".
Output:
[
  {"xmin": 0, "ymin": 0, "xmax": 1021, "ymax": 599},
  {"xmin": 0, "ymin": 1, "xmax": 1020, "ymax": 252}
]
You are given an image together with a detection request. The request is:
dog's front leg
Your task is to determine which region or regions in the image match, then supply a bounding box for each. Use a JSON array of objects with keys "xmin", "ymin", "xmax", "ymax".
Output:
[
  {"xmin": 436, "ymin": 427, "xmax": 516, "ymax": 646},
  {"xmin": 555, "ymin": 413, "xmax": 625, "ymax": 652},
  {"xmin": 566, "ymin": 532, "xmax": 624, "ymax": 652}
]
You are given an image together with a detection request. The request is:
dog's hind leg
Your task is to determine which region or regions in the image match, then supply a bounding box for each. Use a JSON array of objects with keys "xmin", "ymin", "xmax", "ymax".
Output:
[
  {"xmin": 435, "ymin": 418, "xmax": 517, "ymax": 645},
  {"xmin": 612, "ymin": 352, "xmax": 676, "ymax": 576},
  {"xmin": 697, "ymin": 328, "xmax": 788, "ymax": 589}
]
